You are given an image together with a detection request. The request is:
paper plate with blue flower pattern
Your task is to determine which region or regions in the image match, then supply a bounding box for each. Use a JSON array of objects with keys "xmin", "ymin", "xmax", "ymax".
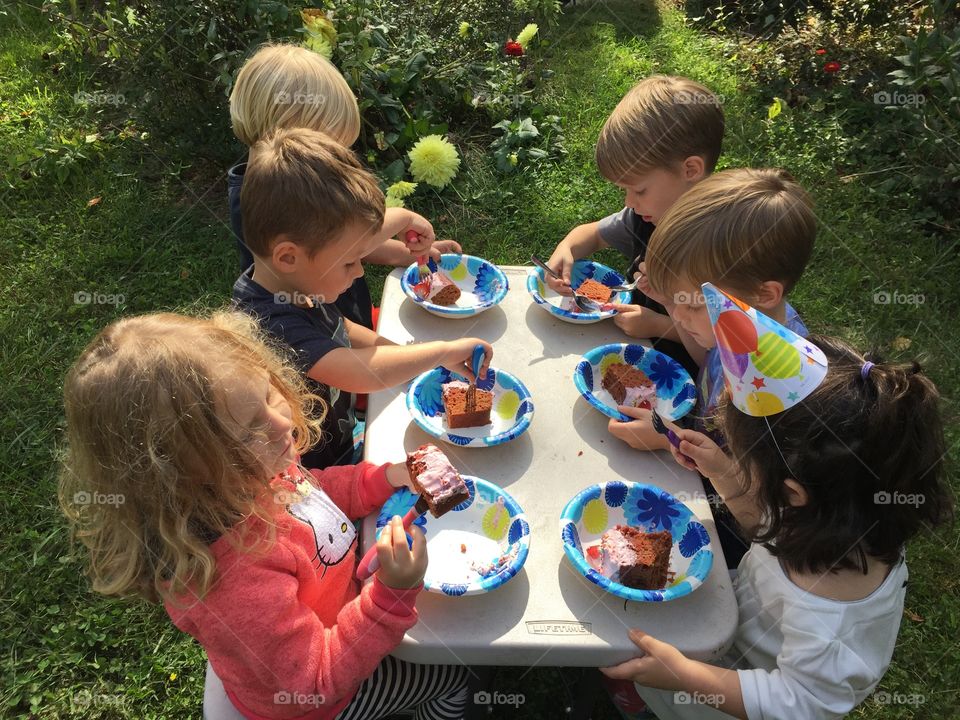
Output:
[
  {"xmin": 401, "ymin": 253, "xmax": 508, "ymax": 318},
  {"xmin": 376, "ymin": 476, "xmax": 530, "ymax": 596},
  {"xmin": 407, "ymin": 366, "xmax": 534, "ymax": 447},
  {"xmin": 573, "ymin": 343, "xmax": 696, "ymax": 422},
  {"xmin": 526, "ymin": 260, "xmax": 631, "ymax": 324},
  {"xmin": 560, "ymin": 481, "xmax": 713, "ymax": 602}
]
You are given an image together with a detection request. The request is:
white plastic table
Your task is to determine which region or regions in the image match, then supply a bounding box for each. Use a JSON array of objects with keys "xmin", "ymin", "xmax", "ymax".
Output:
[{"xmin": 361, "ymin": 266, "xmax": 738, "ymax": 668}]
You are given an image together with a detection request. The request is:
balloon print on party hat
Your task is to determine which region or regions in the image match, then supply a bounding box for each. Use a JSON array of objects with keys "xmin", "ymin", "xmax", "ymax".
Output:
[{"xmin": 702, "ymin": 283, "xmax": 827, "ymax": 416}]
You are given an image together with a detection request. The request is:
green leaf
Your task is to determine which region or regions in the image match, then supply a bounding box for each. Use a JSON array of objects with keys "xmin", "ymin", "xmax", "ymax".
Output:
[{"xmin": 767, "ymin": 97, "xmax": 783, "ymax": 120}]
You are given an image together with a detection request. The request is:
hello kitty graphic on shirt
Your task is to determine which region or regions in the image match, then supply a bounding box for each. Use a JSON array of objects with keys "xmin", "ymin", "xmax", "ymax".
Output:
[{"xmin": 285, "ymin": 471, "xmax": 356, "ymax": 575}]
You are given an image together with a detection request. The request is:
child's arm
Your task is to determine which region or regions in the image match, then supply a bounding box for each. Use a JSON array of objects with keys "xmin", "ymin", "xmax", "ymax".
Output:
[
  {"xmin": 181, "ymin": 526, "xmax": 423, "ymax": 714},
  {"xmin": 306, "ymin": 461, "xmax": 413, "ymax": 519},
  {"xmin": 377, "ymin": 207, "xmax": 434, "ymax": 250},
  {"xmin": 601, "ymin": 630, "xmax": 747, "ymax": 719},
  {"xmin": 344, "ymin": 318, "xmax": 397, "ymax": 349},
  {"xmin": 669, "ymin": 428, "xmax": 761, "ymax": 534},
  {"xmin": 545, "ymin": 221, "xmax": 607, "ymax": 293},
  {"xmin": 610, "ymin": 305, "xmax": 681, "ymax": 342},
  {"xmin": 308, "ymin": 337, "xmax": 493, "ymax": 394},
  {"xmin": 363, "ymin": 237, "xmax": 417, "ymax": 267}
]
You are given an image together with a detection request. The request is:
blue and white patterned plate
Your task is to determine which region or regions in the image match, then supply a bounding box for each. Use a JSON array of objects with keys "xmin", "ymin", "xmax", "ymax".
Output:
[
  {"xmin": 573, "ymin": 343, "xmax": 696, "ymax": 422},
  {"xmin": 377, "ymin": 476, "xmax": 530, "ymax": 596},
  {"xmin": 401, "ymin": 254, "xmax": 508, "ymax": 318},
  {"xmin": 407, "ymin": 366, "xmax": 534, "ymax": 447},
  {"xmin": 526, "ymin": 260, "xmax": 631, "ymax": 324},
  {"xmin": 560, "ymin": 481, "xmax": 713, "ymax": 602}
]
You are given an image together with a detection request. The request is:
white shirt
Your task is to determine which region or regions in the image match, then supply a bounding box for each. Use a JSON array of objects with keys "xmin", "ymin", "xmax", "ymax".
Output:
[{"xmin": 639, "ymin": 544, "xmax": 908, "ymax": 720}]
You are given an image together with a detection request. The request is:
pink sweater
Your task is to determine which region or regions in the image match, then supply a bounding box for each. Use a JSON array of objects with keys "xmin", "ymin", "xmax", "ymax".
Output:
[{"xmin": 165, "ymin": 462, "xmax": 420, "ymax": 720}]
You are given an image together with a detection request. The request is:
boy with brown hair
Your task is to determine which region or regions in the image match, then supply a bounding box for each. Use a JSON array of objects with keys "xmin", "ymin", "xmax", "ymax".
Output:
[
  {"xmin": 545, "ymin": 75, "xmax": 724, "ymax": 350},
  {"xmin": 233, "ymin": 127, "xmax": 491, "ymax": 469}
]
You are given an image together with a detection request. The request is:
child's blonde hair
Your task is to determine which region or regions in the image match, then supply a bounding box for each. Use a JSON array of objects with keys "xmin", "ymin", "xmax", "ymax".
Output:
[
  {"xmin": 595, "ymin": 75, "xmax": 724, "ymax": 182},
  {"xmin": 230, "ymin": 43, "xmax": 361, "ymax": 147},
  {"xmin": 59, "ymin": 310, "xmax": 325, "ymax": 603},
  {"xmin": 242, "ymin": 127, "xmax": 384, "ymax": 257},
  {"xmin": 646, "ymin": 168, "xmax": 815, "ymax": 299}
]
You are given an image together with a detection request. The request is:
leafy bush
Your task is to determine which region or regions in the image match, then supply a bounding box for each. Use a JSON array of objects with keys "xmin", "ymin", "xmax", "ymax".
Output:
[
  {"xmin": 42, "ymin": 0, "xmax": 566, "ymax": 188},
  {"xmin": 696, "ymin": 0, "xmax": 959, "ymax": 234}
]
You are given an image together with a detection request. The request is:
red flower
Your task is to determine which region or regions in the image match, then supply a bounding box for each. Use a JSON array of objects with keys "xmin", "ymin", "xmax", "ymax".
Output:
[
  {"xmin": 815, "ymin": 48, "xmax": 827, "ymax": 55},
  {"xmin": 823, "ymin": 61, "xmax": 841, "ymax": 73},
  {"xmin": 504, "ymin": 40, "xmax": 524, "ymax": 57}
]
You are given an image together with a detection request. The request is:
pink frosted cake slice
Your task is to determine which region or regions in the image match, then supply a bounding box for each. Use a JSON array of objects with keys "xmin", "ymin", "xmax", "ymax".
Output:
[
  {"xmin": 413, "ymin": 273, "xmax": 461, "ymax": 306},
  {"xmin": 600, "ymin": 525, "xmax": 672, "ymax": 590},
  {"xmin": 405, "ymin": 444, "xmax": 469, "ymax": 517}
]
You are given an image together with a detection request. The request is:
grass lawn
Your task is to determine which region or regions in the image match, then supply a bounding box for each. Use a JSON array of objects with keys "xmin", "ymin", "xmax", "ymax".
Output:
[{"xmin": 2, "ymin": 1, "xmax": 957, "ymax": 718}]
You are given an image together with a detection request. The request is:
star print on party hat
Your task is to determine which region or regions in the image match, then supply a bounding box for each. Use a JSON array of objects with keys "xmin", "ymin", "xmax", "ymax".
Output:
[{"xmin": 701, "ymin": 282, "xmax": 827, "ymax": 416}]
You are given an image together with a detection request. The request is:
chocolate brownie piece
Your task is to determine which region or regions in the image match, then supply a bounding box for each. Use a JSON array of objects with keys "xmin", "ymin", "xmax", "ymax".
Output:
[
  {"xmin": 442, "ymin": 381, "xmax": 493, "ymax": 428},
  {"xmin": 602, "ymin": 362, "xmax": 653, "ymax": 406},
  {"xmin": 576, "ymin": 278, "xmax": 612, "ymax": 304},
  {"xmin": 601, "ymin": 525, "xmax": 672, "ymax": 590}
]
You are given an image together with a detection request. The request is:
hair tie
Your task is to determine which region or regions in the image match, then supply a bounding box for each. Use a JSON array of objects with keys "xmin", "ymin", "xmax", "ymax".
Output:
[{"xmin": 860, "ymin": 361, "xmax": 875, "ymax": 380}]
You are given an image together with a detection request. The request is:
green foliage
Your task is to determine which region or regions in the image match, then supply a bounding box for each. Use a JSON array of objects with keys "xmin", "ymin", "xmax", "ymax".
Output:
[
  {"xmin": 490, "ymin": 115, "xmax": 565, "ymax": 172},
  {"xmin": 707, "ymin": 0, "xmax": 960, "ymax": 233}
]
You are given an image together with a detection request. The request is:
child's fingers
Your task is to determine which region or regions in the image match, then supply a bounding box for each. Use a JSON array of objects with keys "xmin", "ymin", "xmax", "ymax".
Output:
[
  {"xmin": 598, "ymin": 657, "xmax": 653, "ymax": 681},
  {"xmin": 376, "ymin": 516, "xmax": 400, "ymax": 565},
  {"xmin": 616, "ymin": 404, "xmax": 650, "ymax": 420},
  {"xmin": 670, "ymin": 444, "xmax": 698, "ymax": 471},
  {"xmin": 409, "ymin": 525, "xmax": 427, "ymax": 561},
  {"xmin": 608, "ymin": 303, "xmax": 640, "ymax": 314}
]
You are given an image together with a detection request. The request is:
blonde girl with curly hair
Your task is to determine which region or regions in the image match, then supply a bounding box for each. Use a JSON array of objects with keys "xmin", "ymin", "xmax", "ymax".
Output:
[{"xmin": 60, "ymin": 310, "xmax": 468, "ymax": 720}]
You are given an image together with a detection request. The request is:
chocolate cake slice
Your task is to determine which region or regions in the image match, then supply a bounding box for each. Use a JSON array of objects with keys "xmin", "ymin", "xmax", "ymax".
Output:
[
  {"xmin": 442, "ymin": 381, "xmax": 493, "ymax": 428},
  {"xmin": 600, "ymin": 525, "xmax": 672, "ymax": 590},
  {"xmin": 576, "ymin": 278, "xmax": 613, "ymax": 304},
  {"xmin": 405, "ymin": 444, "xmax": 470, "ymax": 517},
  {"xmin": 602, "ymin": 362, "xmax": 654, "ymax": 406},
  {"xmin": 415, "ymin": 273, "xmax": 461, "ymax": 306}
]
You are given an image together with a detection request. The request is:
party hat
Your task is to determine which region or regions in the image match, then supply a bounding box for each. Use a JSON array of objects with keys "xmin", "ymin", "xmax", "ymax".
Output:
[{"xmin": 702, "ymin": 283, "xmax": 827, "ymax": 417}]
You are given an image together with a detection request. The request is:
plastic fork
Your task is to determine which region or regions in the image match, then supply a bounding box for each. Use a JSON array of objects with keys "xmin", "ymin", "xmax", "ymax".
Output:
[
  {"xmin": 407, "ymin": 230, "xmax": 431, "ymax": 279},
  {"xmin": 529, "ymin": 254, "xmax": 609, "ymax": 313},
  {"xmin": 650, "ymin": 409, "xmax": 693, "ymax": 464}
]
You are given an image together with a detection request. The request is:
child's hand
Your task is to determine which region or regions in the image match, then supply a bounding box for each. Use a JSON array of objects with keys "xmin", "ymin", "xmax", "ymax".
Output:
[
  {"xmin": 376, "ymin": 516, "xmax": 427, "ymax": 590},
  {"xmin": 385, "ymin": 462, "xmax": 415, "ymax": 490},
  {"xmin": 609, "ymin": 304, "xmax": 660, "ymax": 339},
  {"xmin": 672, "ymin": 429, "xmax": 735, "ymax": 481},
  {"xmin": 600, "ymin": 629, "xmax": 694, "ymax": 692},
  {"xmin": 440, "ymin": 338, "xmax": 493, "ymax": 383},
  {"xmin": 429, "ymin": 239, "xmax": 462, "ymax": 261},
  {"xmin": 400, "ymin": 211, "xmax": 436, "ymax": 251},
  {"xmin": 607, "ymin": 406, "xmax": 670, "ymax": 451},
  {"xmin": 544, "ymin": 247, "xmax": 575, "ymax": 295},
  {"xmin": 634, "ymin": 262, "xmax": 669, "ymax": 307}
]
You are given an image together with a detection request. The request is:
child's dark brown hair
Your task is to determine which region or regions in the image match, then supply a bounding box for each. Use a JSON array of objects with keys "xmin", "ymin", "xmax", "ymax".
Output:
[{"xmin": 722, "ymin": 334, "xmax": 953, "ymax": 575}]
